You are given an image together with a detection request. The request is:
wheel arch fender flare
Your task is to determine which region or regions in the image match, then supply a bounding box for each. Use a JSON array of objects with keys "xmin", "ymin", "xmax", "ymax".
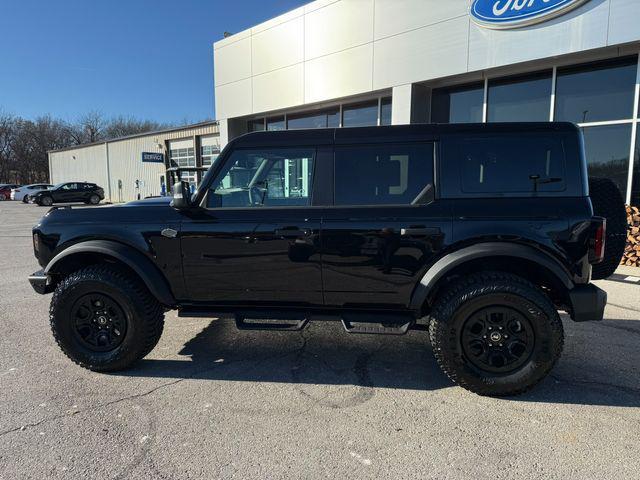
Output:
[
  {"xmin": 45, "ymin": 240, "xmax": 176, "ymax": 307},
  {"xmin": 410, "ymin": 242, "xmax": 575, "ymax": 310}
]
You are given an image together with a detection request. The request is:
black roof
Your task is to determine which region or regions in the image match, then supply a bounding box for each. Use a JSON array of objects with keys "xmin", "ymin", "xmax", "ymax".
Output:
[{"xmin": 231, "ymin": 122, "xmax": 579, "ymax": 148}]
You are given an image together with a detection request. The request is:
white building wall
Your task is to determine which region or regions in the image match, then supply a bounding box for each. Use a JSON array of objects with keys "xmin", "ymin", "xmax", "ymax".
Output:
[
  {"xmin": 49, "ymin": 123, "xmax": 219, "ymax": 203},
  {"xmin": 213, "ymin": 0, "xmax": 640, "ymax": 124},
  {"xmin": 49, "ymin": 144, "xmax": 109, "ymax": 189}
]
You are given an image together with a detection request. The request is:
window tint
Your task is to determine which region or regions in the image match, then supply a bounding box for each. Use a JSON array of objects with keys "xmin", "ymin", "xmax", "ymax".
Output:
[
  {"xmin": 432, "ymin": 83, "xmax": 484, "ymax": 123},
  {"xmin": 342, "ymin": 101, "xmax": 378, "ymax": 127},
  {"xmin": 247, "ymin": 119, "xmax": 265, "ymax": 132},
  {"xmin": 455, "ymin": 135, "xmax": 566, "ymax": 194},
  {"xmin": 267, "ymin": 116, "xmax": 285, "ymax": 131},
  {"xmin": 207, "ymin": 149, "xmax": 314, "ymax": 208},
  {"xmin": 334, "ymin": 144, "xmax": 434, "ymax": 206},
  {"xmin": 488, "ymin": 72, "xmax": 552, "ymax": 122},
  {"xmin": 582, "ymin": 124, "xmax": 632, "ymax": 200},
  {"xmin": 555, "ymin": 57, "xmax": 637, "ymax": 124},
  {"xmin": 287, "ymin": 108, "xmax": 340, "ymax": 129},
  {"xmin": 61, "ymin": 183, "xmax": 77, "ymax": 190},
  {"xmin": 380, "ymin": 97, "xmax": 392, "ymax": 126}
]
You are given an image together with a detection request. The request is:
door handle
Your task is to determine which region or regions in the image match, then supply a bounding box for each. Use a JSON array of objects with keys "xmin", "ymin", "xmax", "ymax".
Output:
[
  {"xmin": 275, "ymin": 228, "xmax": 309, "ymax": 239},
  {"xmin": 400, "ymin": 226, "xmax": 440, "ymax": 237}
]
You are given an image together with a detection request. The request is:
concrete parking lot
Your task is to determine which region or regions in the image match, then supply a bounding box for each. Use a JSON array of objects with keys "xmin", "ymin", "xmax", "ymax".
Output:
[{"xmin": 0, "ymin": 201, "xmax": 639, "ymax": 480}]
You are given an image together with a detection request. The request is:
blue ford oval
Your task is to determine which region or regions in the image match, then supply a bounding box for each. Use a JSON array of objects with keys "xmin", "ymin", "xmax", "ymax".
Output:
[{"xmin": 470, "ymin": 0, "xmax": 590, "ymax": 29}]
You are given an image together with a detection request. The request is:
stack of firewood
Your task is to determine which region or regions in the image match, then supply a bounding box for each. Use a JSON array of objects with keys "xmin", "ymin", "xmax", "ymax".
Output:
[{"xmin": 622, "ymin": 205, "xmax": 640, "ymax": 267}]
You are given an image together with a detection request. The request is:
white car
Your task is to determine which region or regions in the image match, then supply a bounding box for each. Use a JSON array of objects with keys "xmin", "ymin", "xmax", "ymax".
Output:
[{"xmin": 11, "ymin": 184, "xmax": 53, "ymax": 203}]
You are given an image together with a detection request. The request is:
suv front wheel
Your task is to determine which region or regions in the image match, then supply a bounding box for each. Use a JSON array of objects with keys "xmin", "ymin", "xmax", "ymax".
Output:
[
  {"xmin": 49, "ymin": 265, "xmax": 164, "ymax": 371},
  {"xmin": 429, "ymin": 271, "xmax": 564, "ymax": 397}
]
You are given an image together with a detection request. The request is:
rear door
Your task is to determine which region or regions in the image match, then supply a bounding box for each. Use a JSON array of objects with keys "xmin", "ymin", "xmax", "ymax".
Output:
[{"xmin": 320, "ymin": 141, "xmax": 452, "ymax": 309}]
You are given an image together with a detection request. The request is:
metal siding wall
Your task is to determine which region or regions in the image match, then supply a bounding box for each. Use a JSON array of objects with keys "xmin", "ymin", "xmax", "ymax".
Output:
[
  {"xmin": 48, "ymin": 124, "xmax": 219, "ymax": 203},
  {"xmin": 48, "ymin": 144, "xmax": 109, "ymax": 190}
]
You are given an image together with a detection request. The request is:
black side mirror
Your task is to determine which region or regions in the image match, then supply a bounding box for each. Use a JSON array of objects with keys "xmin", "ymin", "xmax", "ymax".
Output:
[{"xmin": 170, "ymin": 181, "xmax": 191, "ymax": 209}]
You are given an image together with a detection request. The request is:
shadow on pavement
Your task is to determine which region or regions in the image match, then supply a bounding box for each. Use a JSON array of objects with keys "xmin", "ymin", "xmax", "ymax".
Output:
[{"xmin": 119, "ymin": 317, "xmax": 640, "ymax": 407}]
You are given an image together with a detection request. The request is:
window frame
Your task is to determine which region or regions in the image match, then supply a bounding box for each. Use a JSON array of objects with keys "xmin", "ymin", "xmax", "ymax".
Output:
[
  {"xmin": 329, "ymin": 141, "xmax": 439, "ymax": 208},
  {"xmin": 201, "ymin": 146, "xmax": 321, "ymax": 211}
]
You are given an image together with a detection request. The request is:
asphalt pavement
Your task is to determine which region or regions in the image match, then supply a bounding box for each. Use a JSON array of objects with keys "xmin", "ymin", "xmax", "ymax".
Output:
[{"xmin": 1, "ymin": 200, "xmax": 639, "ymax": 479}]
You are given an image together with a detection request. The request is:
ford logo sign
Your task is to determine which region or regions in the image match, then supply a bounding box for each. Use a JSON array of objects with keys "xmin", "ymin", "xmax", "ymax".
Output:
[{"xmin": 470, "ymin": 0, "xmax": 590, "ymax": 29}]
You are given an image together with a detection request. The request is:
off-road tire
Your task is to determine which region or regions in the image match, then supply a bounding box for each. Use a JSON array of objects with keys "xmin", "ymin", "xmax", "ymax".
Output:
[
  {"xmin": 588, "ymin": 177, "xmax": 627, "ymax": 279},
  {"xmin": 429, "ymin": 271, "xmax": 564, "ymax": 397},
  {"xmin": 49, "ymin": 265, "xmax": 164, "ymax": 371}
]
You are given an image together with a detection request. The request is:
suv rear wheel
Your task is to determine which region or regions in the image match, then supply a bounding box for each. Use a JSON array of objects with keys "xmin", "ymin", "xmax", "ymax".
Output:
[
  {"xmin": 49, "ymin": 265, "xmax": 164, "ymax": 371},
  {"xmin": 88, "ymin": 194, "xmax": 100, "ymax": 205},
  {"xmin": 429, "ymin": 271, "xmax": 564, "ymax": 396}
]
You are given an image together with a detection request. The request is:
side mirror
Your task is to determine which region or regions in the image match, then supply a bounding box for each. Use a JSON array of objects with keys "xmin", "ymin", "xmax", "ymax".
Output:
[{"xmin": 170, "ymin": 181, "xmax": 191, "ymax": 209}]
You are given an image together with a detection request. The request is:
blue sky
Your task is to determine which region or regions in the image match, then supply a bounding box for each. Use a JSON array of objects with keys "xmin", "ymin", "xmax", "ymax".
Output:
[{"xmin": 0, "ymin": 0, "xmax": 308, "ymax": 124}]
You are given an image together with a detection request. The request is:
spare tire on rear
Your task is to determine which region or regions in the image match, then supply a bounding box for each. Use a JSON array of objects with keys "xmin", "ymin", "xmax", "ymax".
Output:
[{"xmin": 588, "ymin": 177, "xmax": 627, "ymax": 279}]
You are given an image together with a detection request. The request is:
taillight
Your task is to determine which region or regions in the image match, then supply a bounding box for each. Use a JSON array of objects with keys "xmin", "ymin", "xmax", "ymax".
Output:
[{"xmin": 590, "ymin": 218, "xmax": 606, "ymax": 264}]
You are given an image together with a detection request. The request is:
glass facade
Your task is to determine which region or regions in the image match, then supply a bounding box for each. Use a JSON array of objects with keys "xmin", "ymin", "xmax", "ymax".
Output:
[
  {"xmin": 431, "ymin": 83, "xmax": 484, "ymax": 123},
  {"xmin": 287, "ymin": 108, "xmax": 340, "ymax": 129},
  {"xmin": 555, "ymin": 57, "xmax": 637, "ymax": 124},
  {"xmin": 267, "ymin": 116, "xmax": 285, "ymax": 131},
  {"xmin": 488, "ymin": 72, "xmax": 552, "ymax": 122},
  {"xmin": 247, "ymin": 96, "xmax": 390, "ymax": 132},
  {"xmin": 380, "ymin": 97, "xmax": 392, "ymax": 126},
  {"xmin": 581, "ymin": 125, "xmax": 632, "ymax": 200},
  {"xmin": 428, "ymin": 55, "xmax": 639, "ymax": 204},
  {"xmin": 342, "ymin": 100, "xmax": 379, "ymax": 127}
]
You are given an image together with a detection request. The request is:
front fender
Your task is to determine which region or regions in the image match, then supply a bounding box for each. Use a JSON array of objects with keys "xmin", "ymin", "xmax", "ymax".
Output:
[
  {"xmin": 45, "ymin": 240, "xmax": 176, "ymax": 307},
  {"xmin": 409, "ymin": 242, "xmax": 575, "ymax": 310}
]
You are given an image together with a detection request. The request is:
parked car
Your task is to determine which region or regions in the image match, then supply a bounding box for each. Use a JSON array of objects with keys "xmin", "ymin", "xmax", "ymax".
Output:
[
  {"xmin": 29, "ymin": 123, "xmax": 627, "ymax": 396},
  {"xmin": 32, "ymin": 182, "xmax": 104, "ymax": 206},
  {"xmin": 11, "ymin": 183, "xmax": 54, "ymax": 203},
  {"xmin": 0, "ymin": 184, "xmax": 21, "ymax": 200}
]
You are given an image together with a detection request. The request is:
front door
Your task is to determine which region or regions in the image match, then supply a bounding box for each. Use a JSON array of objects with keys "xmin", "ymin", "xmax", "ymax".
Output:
[
  {"xmin": 56, "ymin": 183, "xmax": 79, "ymax": 202},
  {"xmin": 321, "ymin": 142, "xmax": 452, "ymax": 309},
  {"xmin": 180, "ymin": 147, "xmax": 323, "ymax": 305}
]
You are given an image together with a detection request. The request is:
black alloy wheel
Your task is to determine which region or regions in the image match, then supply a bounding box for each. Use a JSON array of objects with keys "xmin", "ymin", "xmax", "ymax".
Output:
[
  {"xmin": 40, "ymin": 196, "xmax": 53, "ymax": 206},
  {"xmin": 71, "ymin": 293, "xmax": 127, "ymax": 352},
  {"xmin": 461, "ymin": 306, "xmax": 534, "ymax": 374}
]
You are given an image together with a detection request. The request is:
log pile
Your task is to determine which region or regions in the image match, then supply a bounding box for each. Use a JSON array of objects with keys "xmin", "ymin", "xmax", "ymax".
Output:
[{"xmin": 622, "ymin": 205, "xmax": 640, "ymax": 267}]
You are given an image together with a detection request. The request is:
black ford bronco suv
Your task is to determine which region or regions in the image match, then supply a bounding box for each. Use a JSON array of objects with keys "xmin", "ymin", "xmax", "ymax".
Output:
[{"xmin": 29, "ymin": 123, "xmax": 627, "ymax": 396}]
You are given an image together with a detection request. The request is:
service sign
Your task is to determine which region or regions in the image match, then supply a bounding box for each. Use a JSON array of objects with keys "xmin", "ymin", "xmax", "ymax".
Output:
[
  {"xmin": 470, "ymin": 0, "xmax": 590, "ymax": 29},
  {"xmin": 141, "ymin": 152, "xmax": 164, "ymax": 163}
]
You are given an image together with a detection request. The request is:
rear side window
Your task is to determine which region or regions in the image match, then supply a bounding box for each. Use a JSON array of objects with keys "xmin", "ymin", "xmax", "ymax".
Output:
[
  {"xmin": 455, "ymin": 134, "xmax": 566, "ymax": 194},
  {"xmin": 334, "ymin": 143, "xmax": 434, "ymax": 206}
]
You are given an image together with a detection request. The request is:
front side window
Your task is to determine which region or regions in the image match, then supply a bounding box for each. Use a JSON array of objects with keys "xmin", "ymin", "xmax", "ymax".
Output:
[
  {"xmin": 455, "ymin": 134, "xmax": 566, "ymax": 194},
  {"xmin": 61, "ymin": 183, "xmax": 77, "ymax": 190},
  {"xmin": 207, "ymin": 149, "xmax": 315, "ymax": 208},
  {"xmin": 334, "ymin": 143, "xmax": 434, "ymax": 206}
]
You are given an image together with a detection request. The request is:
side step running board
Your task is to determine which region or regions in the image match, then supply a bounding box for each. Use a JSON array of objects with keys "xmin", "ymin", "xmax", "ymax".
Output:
[
  {"xmin": 341, "ymin": 314, "xmax": 414, "ymax": 335},
  {"xmin": 235, "ymin": 312, "xmax": 309, "ymax": 331}
]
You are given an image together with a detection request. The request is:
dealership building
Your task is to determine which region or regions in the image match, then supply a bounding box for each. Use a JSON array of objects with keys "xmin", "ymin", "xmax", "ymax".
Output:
[{"xmin": 50, "ymin": 0, "xmax": 640, "ymax": 205}]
